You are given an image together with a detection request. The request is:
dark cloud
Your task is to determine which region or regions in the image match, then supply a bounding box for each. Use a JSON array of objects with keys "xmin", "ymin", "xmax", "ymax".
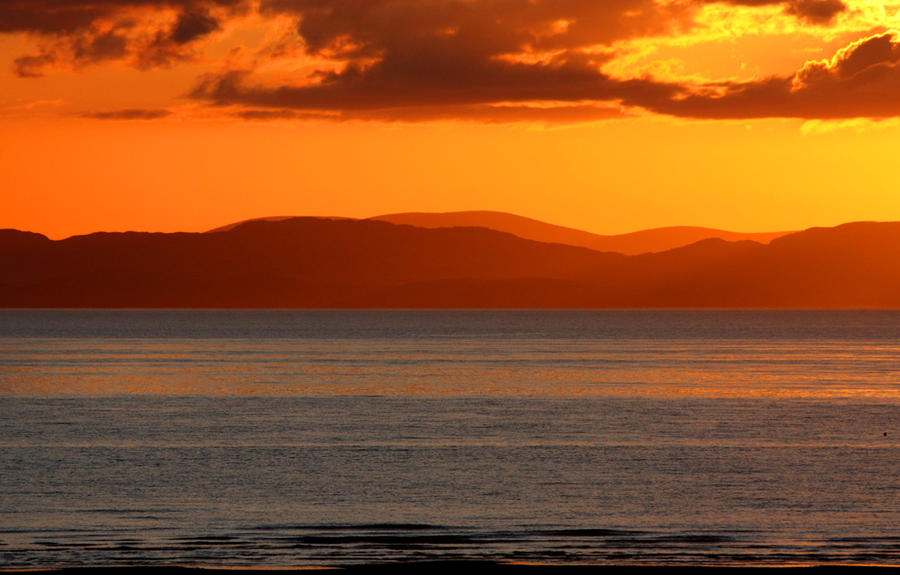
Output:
[
  {"xmin": 5, "ymin": 0, "xmax": 875, "ymax": 122},
  {"xmin": 261, "ymin": 0, "xmax": 695, "ymax": 58},
  {"xmin": 13, "ymin": 26, "xmax": 129, "ymax": 77},
  {"xmin": 83, "ymin": 108, "xmax": 173, "ymax": 119},
  {"xmin": 170, "ymin": 7, "xmax": 220, "ymax": 44},
  {"xmin": 235, "ymin": 109, "xmax": 310, "ymax": 120},
  {"xmin": 73, "ymin": 29, "xmax": 129, "ymax": 62},
  {"xmin": 261, "ymin": 0, "xmax": 842, "ymax": 60},
  {"xmin": 348, "ymin": 102, "xmax": 629, "ymax": 123},
  {"xmin": 3, "ymin": 0, "xmax": 845, "ymax": 78},
  {"xmin": 192, "ymin": 31, "xmax": 900, "ymax": 122},
  {"xmin": 190, "ymin": 56, "xmax": 676, "ymax": 122},
  {"xmin": 2, "ymin": 0, "xmax": 246, "ymax": 76},
  {"xmin": 187, "ymin": 0, "xmax": 856, "ymax": 122},
  {"xmin": 234, "ymin": 103, "xmax": 628, "ymax": 123},
  {"xmin": 191, "ymin": 1, "xmax": 686, "ymax": 120},
  {"xmin": 134, "ymin": 6, "xmax": 223, "ymax": 67},
  {"xmin": 0, "ymin": 2, "xmax": 111, "ymax": 34},
  {"xmin": 192, "ymin": 51, "xmax": 628, "ymax": 109},
  {"xmin": 0, "ymin": 1, "xmax": 245, "ymax": 34},
  {"xmin": 637, "ymin": 32, "xmax": 900, "ymax": 119},
  {"xmin": 711, "ymin": 0, "xmax": 846, "ymax": 24},
  {"xmin": 13, "ymin": 52, "xmax": 56, "ymax": 77},
  {"xmin": 785, "ymin": 0, "xmax": 846, "ymax": 23}
]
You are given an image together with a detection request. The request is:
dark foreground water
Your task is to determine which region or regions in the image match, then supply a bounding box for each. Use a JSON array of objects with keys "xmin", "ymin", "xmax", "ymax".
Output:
[{"xmin": 1, "ymin": 310, "xmax": 900, "ymax": 568}]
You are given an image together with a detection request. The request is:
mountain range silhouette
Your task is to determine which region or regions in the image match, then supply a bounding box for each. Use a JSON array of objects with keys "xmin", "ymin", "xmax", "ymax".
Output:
[
  {"xmin": 208, "ymin": 211, "xmax": 790, "ymax": 255},
  {"xmin": 1, "ymin": 214, "xmax": 897, "ymax": 307}
]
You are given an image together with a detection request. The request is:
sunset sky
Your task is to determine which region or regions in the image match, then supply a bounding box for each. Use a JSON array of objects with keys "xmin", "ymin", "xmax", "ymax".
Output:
[{"xmin": 3, "ymin": 0, "xmax": 900, "ymax": 239}]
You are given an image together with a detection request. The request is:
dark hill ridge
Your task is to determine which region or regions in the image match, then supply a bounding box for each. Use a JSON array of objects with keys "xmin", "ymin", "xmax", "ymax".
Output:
[
  {"xmin": 370, "ymin": 211, "xmax": 791, "ymax": 255},
  {"xmin": 0, "ymin": 218, "xmax": 621, "ymax": 307},
  {"xmin": 1, "ymin": 218, "xmax": 898, "ymax": 308},
  {"xmin": 209, "ymin": 211, "xmax": 792, "ymax": 255},
  {"xmin": 578, "ymin": 222, "xmax": 900, "ymax": 308}
]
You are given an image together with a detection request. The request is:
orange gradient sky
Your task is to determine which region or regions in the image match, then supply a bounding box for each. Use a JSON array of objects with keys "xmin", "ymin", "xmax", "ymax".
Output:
[{"xmin": 3, "ymin": 0, "xmax": 900, "ymax": 238}]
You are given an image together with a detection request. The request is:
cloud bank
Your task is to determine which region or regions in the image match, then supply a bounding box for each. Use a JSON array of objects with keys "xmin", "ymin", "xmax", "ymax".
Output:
[{"xmin": 13, "ymin": 0, "xmax": 900, "ymax": 121}]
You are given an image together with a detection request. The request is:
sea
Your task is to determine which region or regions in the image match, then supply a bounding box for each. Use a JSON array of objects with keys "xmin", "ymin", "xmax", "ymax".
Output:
[{"xmin": 2, "ymin": 310, "xmax": 900, "ymax": 569}]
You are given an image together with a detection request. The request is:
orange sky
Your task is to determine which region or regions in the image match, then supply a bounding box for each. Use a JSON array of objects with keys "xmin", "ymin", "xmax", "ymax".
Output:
[{"xmin": 3, "ymin": 0, "xmax": 900, "ymax": 239}]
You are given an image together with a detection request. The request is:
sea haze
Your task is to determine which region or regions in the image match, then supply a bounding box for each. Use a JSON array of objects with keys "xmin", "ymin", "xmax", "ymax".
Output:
[{"xmin": 2, "ymin": 310, "xmax": 900, "ymax": 568}]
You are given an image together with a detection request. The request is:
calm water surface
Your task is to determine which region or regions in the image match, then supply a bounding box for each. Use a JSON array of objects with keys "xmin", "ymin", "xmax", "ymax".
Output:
[{"xmin": 1, "ymin": 310, "xmax": 900, "ymax": 567}]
